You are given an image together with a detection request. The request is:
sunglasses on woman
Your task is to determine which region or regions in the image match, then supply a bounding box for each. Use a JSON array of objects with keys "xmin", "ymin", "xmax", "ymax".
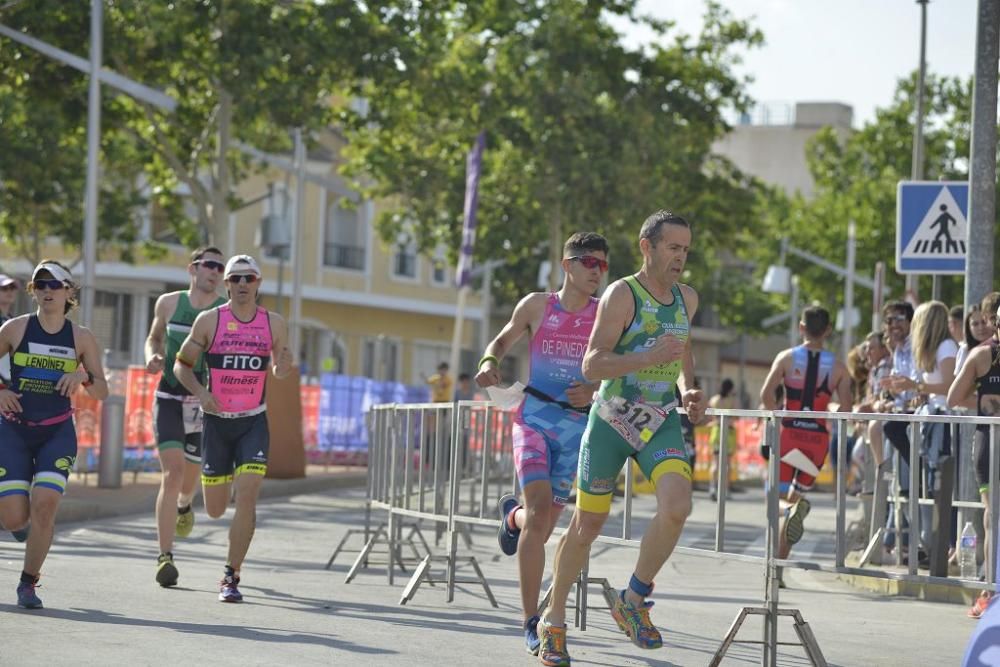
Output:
[
  {"xmin": 32, "ymin": 279, "xmax": 65, "ymax": 291},
  {"xmin": 567, "ymin": 255, "xmax": 608, "ymax": 272},
  {"xmin": 195, "ymin": 259, "xmax": 225, "ymax": 272},
  {"xmin": 226, "ymin": 274, "xmax": 258, "ymax": 284}
]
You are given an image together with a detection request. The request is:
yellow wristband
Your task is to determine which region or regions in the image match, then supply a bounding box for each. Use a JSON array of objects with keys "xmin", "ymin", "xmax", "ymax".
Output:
[{"xmin": 478, "ymin": 354, "xmax": 499, "ymax": 370}]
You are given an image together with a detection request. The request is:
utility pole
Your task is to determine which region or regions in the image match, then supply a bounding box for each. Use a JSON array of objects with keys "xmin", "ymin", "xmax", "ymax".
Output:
[
  {"xmin": 81, "ymin": 0, "xmax": 103, "ymax": 327},
  {"xmin": 0, "ymin": 8, "xmax": 177, "ymax": 327},
  {"xmin": 910, "ymin": 0, "xmax": 929, "ymax": 301},
  {"xmin": 965, "ymin": 0, "xmax": 1000, "ymax": 312}
]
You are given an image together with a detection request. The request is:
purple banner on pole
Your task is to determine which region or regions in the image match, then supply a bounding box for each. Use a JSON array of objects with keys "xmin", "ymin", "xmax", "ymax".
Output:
[{"xmin": 455, "ymin": 131, "xmax": 486, "ymax": 288}]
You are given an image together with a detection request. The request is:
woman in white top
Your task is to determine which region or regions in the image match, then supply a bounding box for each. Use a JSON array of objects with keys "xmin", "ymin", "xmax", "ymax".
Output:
[
  {"xmin": 911, "ymin": 301, "xmax": 959, "ymax": 409},
  {"xmin": 886, "ymin": 301, "xmax": 957, "ymax": 553}
]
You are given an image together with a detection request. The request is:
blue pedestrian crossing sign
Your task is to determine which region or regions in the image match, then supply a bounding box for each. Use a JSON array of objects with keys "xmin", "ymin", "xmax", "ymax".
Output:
[{"xmin": 896, "ymin": 181, "xmax": 969, "ymax": 275}]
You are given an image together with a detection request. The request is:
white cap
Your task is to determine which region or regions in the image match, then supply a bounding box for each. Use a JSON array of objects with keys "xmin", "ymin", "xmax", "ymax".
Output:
[
  {"xmin": 31, "ymin": 262, "xmax": 73, "ymax": 285},
  {"xmin": 224, "ymin": 254, "xmax": 261, "ymax": 279},
  {"xmin": 0, "ymin": 274, "xmax": 18, "ymax": 288}
]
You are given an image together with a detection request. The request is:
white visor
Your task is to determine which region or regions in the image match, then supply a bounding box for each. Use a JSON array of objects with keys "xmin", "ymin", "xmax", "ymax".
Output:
[
  {"xmin": 31, "ymin": 262, "xmax": 73, "ymax": 285},
  {"xmin": 224, "ymin": 254, "xmax": 261, "ymax": 279}
]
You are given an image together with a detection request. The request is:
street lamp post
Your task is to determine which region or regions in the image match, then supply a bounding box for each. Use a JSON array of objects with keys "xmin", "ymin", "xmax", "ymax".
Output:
[{"xmin": 763, "ymin": 224, "xmax": 882, "ymax": 354}]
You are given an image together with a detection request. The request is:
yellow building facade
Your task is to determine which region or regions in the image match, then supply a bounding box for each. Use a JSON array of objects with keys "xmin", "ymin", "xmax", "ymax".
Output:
[{"xmin": 0, "ymin": 148, "xmax": 483, "ymax": 386}]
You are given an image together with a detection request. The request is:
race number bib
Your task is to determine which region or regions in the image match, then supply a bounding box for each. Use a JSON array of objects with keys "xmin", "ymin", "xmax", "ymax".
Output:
[
  {"xmin": 595, "ymin": 395, "xmax": 668, "ymax": 451},
  {"xmin": 182, "ymin": 397, "xmax": 203, "ymax": 435}
]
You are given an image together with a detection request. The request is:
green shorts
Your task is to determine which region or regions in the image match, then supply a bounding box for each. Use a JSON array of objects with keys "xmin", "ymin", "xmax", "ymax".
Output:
[{"xmin": 576, "ymin": 407, "xmax": 692, "ymax": 514}]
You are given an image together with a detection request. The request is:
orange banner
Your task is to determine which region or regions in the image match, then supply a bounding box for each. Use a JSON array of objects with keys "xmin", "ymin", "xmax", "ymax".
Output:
[
  {"xmin": 301, "ymin": 384, "xmax": 321, "ymax": 450},
  {"xmin": 71, "ymin": 389, "xmax": 102, "ymax": 449},
  {"xmin": 125, "ymin": 367, "xmax": 158, "ymax": 448},
  {"xmin": 693, "ymin": 418, "xmax": 768, "ymax": 481}
]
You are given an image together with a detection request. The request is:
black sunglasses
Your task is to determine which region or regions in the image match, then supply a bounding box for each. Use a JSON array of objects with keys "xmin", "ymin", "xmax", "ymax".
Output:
[
  {"xmin": 883, "ymin": 314, "xmax": 907, "ymax": 324},
  {"xmin": 567, "ymin": 255, "xmax": 608, "ymax": 272},
  {"xmin": 195, "ymin": 259, "xmax": 225, "ymax": 272},
  {"xmin": 32, "ymin": 279, "xmax": 65, "ymax": 291},
  {"xmin": 227, "ymin": 274, "xmax": 258, "ymax": 284}
]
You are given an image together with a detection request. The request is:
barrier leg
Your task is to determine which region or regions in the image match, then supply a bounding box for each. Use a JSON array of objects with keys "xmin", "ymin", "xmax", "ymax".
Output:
[
  {"xmin": 929, "ymin": 456, "xmax": 955, "ymax": 578},
  {"xmin": 400, "ymin": 555, "xmax": 433, "ymax": 605},
  {"xmin": 345, "ymin": 525, "xmax": 387, "ymax": 583}
]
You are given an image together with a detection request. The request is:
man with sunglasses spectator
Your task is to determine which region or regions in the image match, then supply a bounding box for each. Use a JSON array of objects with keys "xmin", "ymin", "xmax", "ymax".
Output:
[
  {"xmin": 0, "ymin": 274, "xmax": 21, "ymax": 387},
  {"xmin": 877, "ymin": 300, "xmax": 925, "ymax": 562},
  {"xmin": 475, "ymin": 231, "xmax": 607, "ymax": 656},
  {"xmin": 144, "ymin": 247, "xmax": 227, "ymax": 587},
  {"xmin": 879, "ymin": 302, "xmax": 920, "ymax": 463},
  {"xmin": 174, "ymin": 254, "xmax": 294, "ymax": 602}
]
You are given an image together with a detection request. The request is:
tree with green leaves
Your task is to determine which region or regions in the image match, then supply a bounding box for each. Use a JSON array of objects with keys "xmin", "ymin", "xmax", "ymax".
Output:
[
  {"xmin": 0, "ymin": 0, "xmax": 401, "ymax": 257},
  {"xmin": 0, "ymin": 1, "xmax": 146, "ymax": 266},
  {"xmin": 749, "ymin": 72, "xmax": 979, "ymax": 340},
  {"xmin": 342, "ymin": 0, "xmax": 766, "ymax": 311}
]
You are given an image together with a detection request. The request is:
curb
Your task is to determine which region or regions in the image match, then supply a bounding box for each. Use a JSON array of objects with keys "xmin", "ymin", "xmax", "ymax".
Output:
[
  {"xmin": 55, "ymin": 472, "xmax": 367, "ymax": 526},
  {"xmin": 837, "ymin": 552, "xmax": 978, "ymax": 607}
]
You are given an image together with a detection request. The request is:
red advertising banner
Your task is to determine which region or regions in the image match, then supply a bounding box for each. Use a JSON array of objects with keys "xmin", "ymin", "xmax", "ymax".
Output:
[
  {"xmin": 125, "ymin": 367, "xmax": 158, "ymax": 448},
  {"xmin": 301, "ymin": 384, "xmax": 321, "ymax": 450},
  {"xmin": 71, "ymin": 389, "xmax": 102, "ymax": 449}
]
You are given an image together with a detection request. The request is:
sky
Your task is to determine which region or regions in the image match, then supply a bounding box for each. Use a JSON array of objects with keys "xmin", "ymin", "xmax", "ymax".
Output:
[{"xmin": 613, "ymin": 0, "xmax": 979, "ymax": 127}]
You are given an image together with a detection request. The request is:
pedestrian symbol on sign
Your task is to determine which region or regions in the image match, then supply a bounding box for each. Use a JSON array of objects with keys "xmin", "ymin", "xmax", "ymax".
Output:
[
  {"xmin": 900, "ymin": 185, "xmax": 967, "ymax": 261},
  {"xmin": 929, "ymin": 204, "xmax": 959, "ymax": 253}
]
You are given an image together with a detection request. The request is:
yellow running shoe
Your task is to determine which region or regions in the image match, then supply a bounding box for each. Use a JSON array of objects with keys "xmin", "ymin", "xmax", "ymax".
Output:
[
  {"xmin": 175, "ymin": 505, "xmax": 195, "ymax": 538},
  {"xmin": 156, "ymin": 552, "xmax": 179, "ymax": 587}
]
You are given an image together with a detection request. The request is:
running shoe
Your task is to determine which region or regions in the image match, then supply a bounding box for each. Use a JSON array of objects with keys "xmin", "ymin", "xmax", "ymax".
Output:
[
  {"xmin": 496, "ymin": 493, "xmax": 521, "ymax": 556},
  {"xmin": 538, "ymin": 621, "xmax": 571, "ymax": 666},
  {"xmin": 783, "ymin": 497, "xmax": 811, "ymax": 547},
  {"xmin": 219, "ymin": 575, "xmax": 243, "ymax": 602},
  {"xmin": 611, "ymin": 590, "xmax": 663, "ymax": 649},
  {"xmin": 156, "ymin": 552, "xmax": 179, "ymax": 588},
  {"xmin": 16, "ymin": 580, "xmax": 42, "ymax": 609},
  {"xmin": 175, "ymin": 506, "xmax": 195, "ymax": 539},
  {"xmin": 11, "ymin": 524, "xmax": 30, "ymax": 543},
  {"xmin": 524, "ymin": 615, "xmax": 541, "ymax": 655},
  {"xmin": 969, "ymin": 591, "xmax": 994, "ymax": 619}
]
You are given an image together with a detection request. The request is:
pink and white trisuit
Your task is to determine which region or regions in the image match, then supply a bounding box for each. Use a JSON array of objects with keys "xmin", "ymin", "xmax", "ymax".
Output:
[
  {"xmin": 201, "ymin": 304, "xmax": 273, "ymax": 485},
  {"xmin": 512, "ymin": 293, "xmax": 598, "ymax": 504}
]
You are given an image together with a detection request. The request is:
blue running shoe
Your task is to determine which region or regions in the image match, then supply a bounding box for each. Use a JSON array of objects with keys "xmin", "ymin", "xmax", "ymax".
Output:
[
  {"xmin": 16, "ymin": 580, "xmax": 42, "ymax": 609},
  {"xmin": 496, "ymin": 493, "xmax": 520, "ymax": 556},
  {"xmin": 11, "ymin": 525, "xmax": 30, "ymax": 543},
  {"xmin": 524, "ymin": 615, "xmax": 541, "ymax": 655},
  {"xmin": 219, "ymin": 575, "xmax": 243, "ymax": 603}
]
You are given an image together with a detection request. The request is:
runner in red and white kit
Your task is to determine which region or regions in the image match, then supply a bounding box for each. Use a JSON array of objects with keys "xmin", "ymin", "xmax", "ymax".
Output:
[
  {"xmin": 174, "ymin": 254, "xmax": 294, "ymax": 602},
  {"xmin": 760, "ymin": 306, "xmax": 851, "ymax": 567}
]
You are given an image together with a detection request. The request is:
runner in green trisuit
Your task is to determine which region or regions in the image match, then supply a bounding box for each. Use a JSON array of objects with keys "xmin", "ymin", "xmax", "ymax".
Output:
[{"xmin": 538, "ymin": 211, "xmax": 707, "ymax": 666}]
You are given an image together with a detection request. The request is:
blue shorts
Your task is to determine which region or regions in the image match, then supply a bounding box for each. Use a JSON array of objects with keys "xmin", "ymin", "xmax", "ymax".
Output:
[
  {"xmin": 512, "ymin": 396, "xmax": 587, "ymax": 505},
  {"xmin": 201, "ymin": 413, "xmax": 269, "ymax": 487},
  {"xmin": 0, "ymin": 417, "xmax": 78, "ymax": 497}
]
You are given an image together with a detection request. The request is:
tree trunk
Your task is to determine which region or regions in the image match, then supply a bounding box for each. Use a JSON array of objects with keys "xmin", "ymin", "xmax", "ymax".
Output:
[{"xmin": 211, "ymin": 88, "xmax": 233, "ymax": 252}]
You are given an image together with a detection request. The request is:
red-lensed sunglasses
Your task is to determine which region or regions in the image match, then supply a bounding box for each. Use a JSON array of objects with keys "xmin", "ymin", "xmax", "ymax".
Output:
[
  {"xmin": 226, "ymin": 274, "xmax": 258, "ymax": 284},
  {"xmin": 567, "ymin": 255, "xmax": 608, "ymax": 273}
]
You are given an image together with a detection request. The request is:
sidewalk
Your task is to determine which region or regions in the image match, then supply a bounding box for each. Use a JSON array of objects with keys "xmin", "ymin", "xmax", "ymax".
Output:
[{"xmin": 56, "ymin": 464, "xmax": 367, "ymax": 525}]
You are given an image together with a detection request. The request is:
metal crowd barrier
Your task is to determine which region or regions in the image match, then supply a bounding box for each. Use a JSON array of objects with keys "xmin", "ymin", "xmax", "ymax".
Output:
[{"xmin": 329, "ymin": 401, "xmax": 1000, "ymax": 667}]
